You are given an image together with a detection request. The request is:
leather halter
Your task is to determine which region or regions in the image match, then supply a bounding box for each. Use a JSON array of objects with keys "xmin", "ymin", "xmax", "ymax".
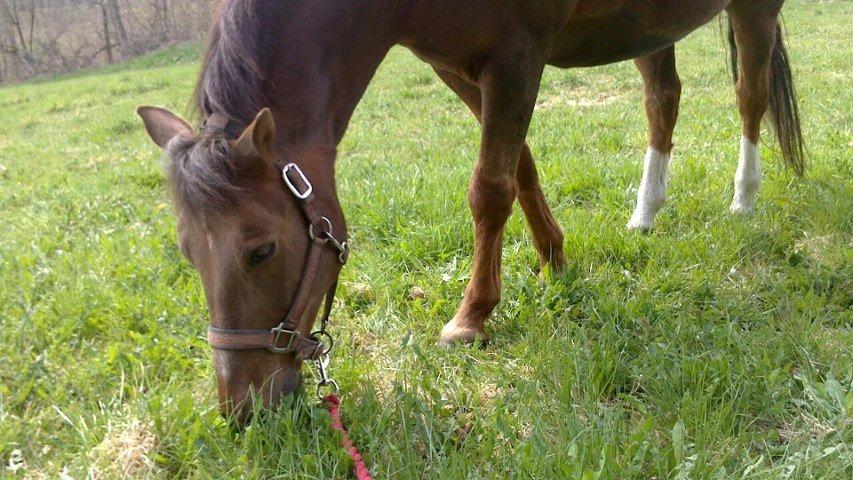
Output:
[
  {"xmin": 201, "ymin": 114, "xmax": 348, "ymax": 360},
  {"xmin": 200, "ymin": 112, "xmax": 243, "ymax": 139}
]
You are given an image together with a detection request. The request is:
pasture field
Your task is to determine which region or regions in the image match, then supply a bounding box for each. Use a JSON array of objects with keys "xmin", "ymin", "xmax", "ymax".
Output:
[{"xmin": 0, "ymin": 2, "xmax": 850, "ymax": 478}]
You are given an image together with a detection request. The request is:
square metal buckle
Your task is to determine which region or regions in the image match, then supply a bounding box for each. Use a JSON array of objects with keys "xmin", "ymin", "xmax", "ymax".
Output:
[
  {"xmin": 282, "ymin": 163, "xmax": 313, "ymax": 200},
  {"xmin": 269, "ymin": 325, "xmax": 298, "ymax": 353}
]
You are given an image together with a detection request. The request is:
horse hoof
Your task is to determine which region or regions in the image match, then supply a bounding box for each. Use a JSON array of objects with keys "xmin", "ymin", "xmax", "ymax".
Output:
[
  {"xmin": 729, "ymin": 202, "xmax": 755, "ymax": 215},
  {"xmin": 626, "ymin": 214, "xmax": 654, "ymax": 233},
  {"xmin": 438, "ymin": 320, "xmax": 489, "ymax": 348},
  {"xmin": 537, "ymin": 258, "xmax": 566, "ymax": 282}
]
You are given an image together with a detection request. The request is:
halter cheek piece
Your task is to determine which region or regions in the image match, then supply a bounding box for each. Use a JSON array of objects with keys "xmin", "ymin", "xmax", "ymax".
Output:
[{"xmin": 201, "ymin": 113, "xmax": 348, "ymax": 361}]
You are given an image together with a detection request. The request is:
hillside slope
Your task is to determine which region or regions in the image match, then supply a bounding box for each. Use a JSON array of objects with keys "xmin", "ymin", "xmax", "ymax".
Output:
[{"xmin": 0, "ymin": 3, "xmax": 850, "ymax": 478}]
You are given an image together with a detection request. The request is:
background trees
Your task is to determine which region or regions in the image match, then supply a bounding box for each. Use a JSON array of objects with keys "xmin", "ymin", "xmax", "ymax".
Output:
[{"xmin": 0, "ymin": 0, "xmax": 212, "ymax": 83}]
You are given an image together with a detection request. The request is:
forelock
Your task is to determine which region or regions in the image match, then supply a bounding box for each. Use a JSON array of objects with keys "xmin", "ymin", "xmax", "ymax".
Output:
[{"xmin": 165, "ymin": 135, "xmax": 245, "ymax": 216}]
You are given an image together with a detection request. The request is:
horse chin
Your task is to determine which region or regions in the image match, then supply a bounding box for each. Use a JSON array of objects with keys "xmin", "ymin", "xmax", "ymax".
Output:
[
  {"xmin": 217, "ymin": 361, "xmax": 304, "ymax": 425},
  {"xmin": 267, "ymin": 368, "xmax": 304, "ymax": 410}
]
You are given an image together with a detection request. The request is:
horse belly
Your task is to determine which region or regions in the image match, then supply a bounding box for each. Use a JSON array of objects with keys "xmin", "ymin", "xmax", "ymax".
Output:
[{"xmin": 548, "ymin": 0, "xmax": 730, "ymax": 67}]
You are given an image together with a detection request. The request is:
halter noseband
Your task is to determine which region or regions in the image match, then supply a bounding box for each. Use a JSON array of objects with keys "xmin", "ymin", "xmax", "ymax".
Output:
[{"xmin": 202, "ymin": 114, "xmax": 349, "ymax": 360}]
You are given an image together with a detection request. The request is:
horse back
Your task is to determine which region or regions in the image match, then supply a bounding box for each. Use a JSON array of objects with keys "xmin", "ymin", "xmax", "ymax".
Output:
[
  {"xmin": 401, "ymin": 0, "xmax": 732, "ymax": 73},
  {"xmin": 549, "ymin": 0, "xmax": 731, "ymax": 67}
]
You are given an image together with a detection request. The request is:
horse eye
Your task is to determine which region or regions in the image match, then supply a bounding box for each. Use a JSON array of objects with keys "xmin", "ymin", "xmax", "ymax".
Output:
[{"xmin": 249, "ymin": 242, "xmax": 276, "ymax": 265}]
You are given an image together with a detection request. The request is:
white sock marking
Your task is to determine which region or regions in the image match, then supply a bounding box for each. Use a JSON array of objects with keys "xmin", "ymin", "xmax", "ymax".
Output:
[
  {"xmin": 628, "ymin": 148, "xmax": 670, "ymax": 232},
  {"xmin": 730, "ymin": 136, "xmax": 762, "ymax": 214}
]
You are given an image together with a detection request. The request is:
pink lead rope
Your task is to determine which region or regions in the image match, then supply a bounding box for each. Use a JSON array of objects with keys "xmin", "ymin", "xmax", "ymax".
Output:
[{"xmin": 323, "ymin": 394, "xmax": 374, "ymax": 480}]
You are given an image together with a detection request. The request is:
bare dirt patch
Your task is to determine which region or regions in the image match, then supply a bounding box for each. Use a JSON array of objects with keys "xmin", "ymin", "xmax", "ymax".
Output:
[
  {"xmin": 536, "ymin": 78, "xmax": 635, "ymax": 110},
  {"xmin": 88, "ymin": 419, "xmax": 159, "ymax": 479}
]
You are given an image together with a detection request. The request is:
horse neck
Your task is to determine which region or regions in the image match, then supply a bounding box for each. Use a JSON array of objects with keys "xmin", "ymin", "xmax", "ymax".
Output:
[
  {"xmin": 267, "ymin": 1, "xmax": 408, "ymax": 151},
  {"xmin": 265, "ymin": 0, "xmax": 408, "ymax": 217}
]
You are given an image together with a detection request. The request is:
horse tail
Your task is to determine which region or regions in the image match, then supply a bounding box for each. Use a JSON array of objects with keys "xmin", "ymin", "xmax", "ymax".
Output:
[{"xmin": 728, "ymin": 19, "xmax": 805, "ymax": 176}]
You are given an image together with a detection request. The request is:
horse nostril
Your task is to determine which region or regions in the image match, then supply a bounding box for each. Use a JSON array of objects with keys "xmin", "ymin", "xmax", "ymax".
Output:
[{"xmin": 213, "ymin": 349, "xmax": 305, "ymax": 419}]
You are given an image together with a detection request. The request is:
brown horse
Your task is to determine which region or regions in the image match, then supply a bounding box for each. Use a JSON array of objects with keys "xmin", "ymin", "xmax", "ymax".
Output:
[{"xmin": 137, "ymin": 0, "xmax": 802, "ymax": 419}]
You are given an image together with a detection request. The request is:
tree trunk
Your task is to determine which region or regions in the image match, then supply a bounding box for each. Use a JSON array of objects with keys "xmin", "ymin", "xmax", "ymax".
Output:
[
  {"xmin": 7, "ymin": 1, "xmax": 28, "ymax": 57},
  {"xmin": 158, "ymin": 0, "xmax": 168, "ymax": 41},
  {"xmin": 25, "ymin": 0, "xmax": 33, "ymax": 56},
  {"xmin": 0, "ymin": 18, "xmax": 19, "ymax": 78},
  {"xmin": 0, "ymin": 45, "xmax": 6, "ymax": 83},
  {"xmin": 100, "ymin": 2, "xmax": 113, "ymax": 63},
  {"xmin": 108, "ymin": 0, "xmax": 127, "ymax": 46}
]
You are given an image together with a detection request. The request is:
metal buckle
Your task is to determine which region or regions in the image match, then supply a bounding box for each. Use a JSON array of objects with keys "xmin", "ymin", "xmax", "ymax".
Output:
[
  {"xmin": 308, "ymin": 216, "xmax": 333, "ymax": 243},
  {"xmin": 269, "ymin": 324, "xmax": 298, "ymax": 353},
  {"xmin": 282, "ymin": 163, "xmax": 313, "ymax": 200}
]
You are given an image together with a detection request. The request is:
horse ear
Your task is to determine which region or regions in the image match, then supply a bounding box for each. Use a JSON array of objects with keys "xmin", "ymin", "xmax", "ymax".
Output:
[
  {"xmin": 235, "ymin": 108, "xmax": 277, "ymax": 162},
  {"xmin": 136, "ymin": 106, "xmax": 194, "ymax": 149}
]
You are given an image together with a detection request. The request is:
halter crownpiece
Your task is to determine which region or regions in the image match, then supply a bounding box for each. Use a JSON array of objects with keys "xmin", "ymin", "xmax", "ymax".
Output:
[{"xmin": 199, "ymin": 112, "xmax": 243, "ymax": 140}]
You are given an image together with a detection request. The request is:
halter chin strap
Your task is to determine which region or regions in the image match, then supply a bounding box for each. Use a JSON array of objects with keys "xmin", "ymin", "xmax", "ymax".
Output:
[{"xmin": 204, "ymin": 117, "xmax": 348, "ymax": 359}]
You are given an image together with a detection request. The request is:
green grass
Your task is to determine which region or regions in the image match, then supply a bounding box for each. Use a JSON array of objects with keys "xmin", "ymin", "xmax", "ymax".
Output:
[{"xmin": 1, "ymin": 2, "xmax": 850, "ymax": 478}]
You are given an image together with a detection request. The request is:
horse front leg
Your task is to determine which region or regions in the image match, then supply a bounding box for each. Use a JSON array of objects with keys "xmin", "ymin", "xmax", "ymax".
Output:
[{"xmin": 439, "ymin": 55, "xmax": 544, "ymax": 346}]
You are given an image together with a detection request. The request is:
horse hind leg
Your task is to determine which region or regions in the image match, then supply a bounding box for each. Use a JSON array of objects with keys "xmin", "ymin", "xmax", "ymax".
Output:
[
  {"xmin": 726, "ymin": 2, "xmax": 788, "ymax": 213},
  {"xmin": 517, "ymin": 146, "xmax": 566, "ymax": 270},
  {"xmin": 432, "ymin": 67, "xmax": 565, "ymax": 272},
  {"xmin": 627, "ymin": 46, "xmax": 682, "ymax": 232}
]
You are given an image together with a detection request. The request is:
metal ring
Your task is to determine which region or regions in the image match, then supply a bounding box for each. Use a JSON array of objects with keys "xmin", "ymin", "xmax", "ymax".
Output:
[
  {"xmin": 310, "ymin": 330, "xmax": 334, "ymax": 356},
  {"xmin": 308, "ymin": 217, "xmax": 333, "ymax": 243},
  {"xmin": 317, "ymin": 379, "xmax": 340, "ymax": 400}
]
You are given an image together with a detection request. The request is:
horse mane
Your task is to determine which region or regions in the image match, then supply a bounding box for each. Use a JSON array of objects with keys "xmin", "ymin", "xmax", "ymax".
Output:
[
  {"xmin": 172, "ymin": 0, "xmax": 274, "ymax": 215},
  {"xmin": 192, "ymin": 0, "xmax": 269, "ymax": 126}
]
